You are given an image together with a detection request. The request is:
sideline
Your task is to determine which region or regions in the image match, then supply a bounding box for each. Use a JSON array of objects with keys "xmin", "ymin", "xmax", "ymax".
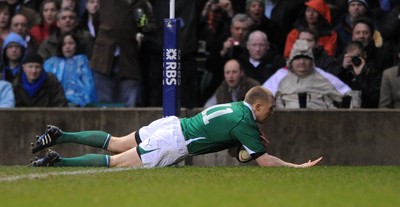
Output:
[{"xmin": 0, "ymin": 168, "xmax": 134, "ymax": 182}]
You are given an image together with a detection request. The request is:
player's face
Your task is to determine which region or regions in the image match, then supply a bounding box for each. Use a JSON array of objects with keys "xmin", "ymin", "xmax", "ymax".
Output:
[
  {"xmin": 22, "ymin": 63, "xmax": 42, "ymax": 83},
  {"xmin": 254, "ymin": 101, "xmax": 274, "ymax": 124}
]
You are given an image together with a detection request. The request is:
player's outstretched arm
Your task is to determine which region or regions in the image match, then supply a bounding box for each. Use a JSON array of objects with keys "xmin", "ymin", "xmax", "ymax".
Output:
[{"xmin": 255, "ymin": 154, "xmax": 323, "ymax": 168}]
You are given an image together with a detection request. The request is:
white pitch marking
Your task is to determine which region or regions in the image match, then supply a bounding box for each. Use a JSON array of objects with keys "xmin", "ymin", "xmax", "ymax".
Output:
[{"xmin": 0, "ymin": 168, "xmax": 135, "ymax": 182}]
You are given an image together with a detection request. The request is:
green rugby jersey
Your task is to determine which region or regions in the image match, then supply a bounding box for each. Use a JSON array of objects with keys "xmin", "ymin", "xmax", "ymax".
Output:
[{"xmin": 180, "ymin": 102, "xmax": 266, "ymax": 157}]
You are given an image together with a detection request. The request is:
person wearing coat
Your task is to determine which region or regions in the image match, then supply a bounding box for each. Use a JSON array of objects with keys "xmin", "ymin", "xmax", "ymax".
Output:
[
  {"xmin": 379, "ymin": 45, "xmax": 400, "ymax": 108},
  {"xmin": 284, "ymin": 0, "xmax": 337, "ymax": 58},
  {"xmin": 89, "ymin": 0, "xmax": 154, "ymax": 107},
  {"xmin": 13, "ymin": 52, "xmax": 67, "ymax": 107},
  {"xmin": 0, "ymin": 80, "xmax": 15, "ymax": 107}
]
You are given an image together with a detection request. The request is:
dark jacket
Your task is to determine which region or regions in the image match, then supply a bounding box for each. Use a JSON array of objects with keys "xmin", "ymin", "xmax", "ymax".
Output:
[
  {"xmin": 90, "ymin": 0, "xmax": 154, "ymax": 80},
  {"xmin": 215, "ymin": 76, "xmax": 260, "ymax": 104},
  {"xmin": 38, "ymin": 29, "xmax": 93, "ymax": 60},
  {"xmin": 338, "ymin": 63, "xmax": 381, "ymax": 108},
  {"xmin": 239, "ymin": 51, "xmax": 286, "ymax": 84},
  {"xmin": 313, "ymin": 46, "xmax": 340, "ymax": 76},
  {"xmin": 13, "ymin": 73, "xmax": 67, "ymax": 107}
]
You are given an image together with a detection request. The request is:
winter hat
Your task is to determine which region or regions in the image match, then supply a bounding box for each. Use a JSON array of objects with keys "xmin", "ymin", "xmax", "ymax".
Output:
[
  {"xmin": 287, "ymin": 39, "xmax": 314, "ymax": 68},
  {"xmin": 246, "ymin": 0, "xmax": 265, "ymax": 11},
  {"xmin": 22, "ymin": 52, "xmax": 43, "ymax": 65},
  {"xmin": 305, "ymin": 0, "xmax": 331, "ymax": 23},
  {"xmin": 348, "ymin": 0, "xmax": 368, "ymax": 7}
]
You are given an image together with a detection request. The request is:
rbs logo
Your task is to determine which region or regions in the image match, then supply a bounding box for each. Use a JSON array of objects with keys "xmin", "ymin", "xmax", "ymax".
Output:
[{"xmin": 164, "ymin": 48, "xmax": 180, "ymax": 85}]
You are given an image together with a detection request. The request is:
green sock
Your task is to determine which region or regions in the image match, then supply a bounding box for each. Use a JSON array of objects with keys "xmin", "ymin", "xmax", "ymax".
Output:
[
  {"xmin": 54, "ymin": 154, "xmax": 110, "ymax": 167},
  {"xmin": 55, "ymin": 131, "xmax": 111, "ymax": 149}
]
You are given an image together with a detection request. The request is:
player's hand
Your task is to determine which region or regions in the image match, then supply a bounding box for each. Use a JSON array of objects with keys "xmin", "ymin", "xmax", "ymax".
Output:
[{"xmin": 295, "ymin": 157, "xmax": 323, "ymax": 168}]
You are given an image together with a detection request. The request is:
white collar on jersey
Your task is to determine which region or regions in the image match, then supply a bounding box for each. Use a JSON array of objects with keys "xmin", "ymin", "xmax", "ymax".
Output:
[{"xmin": 243, "ymin": 101, "xmax": 256, "ymax": 120}]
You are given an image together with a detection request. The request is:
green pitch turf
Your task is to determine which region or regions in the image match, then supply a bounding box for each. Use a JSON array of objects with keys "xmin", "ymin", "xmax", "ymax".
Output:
[{"xmin": 0, "ymin": 166, "xmax": 399, "ymax": 207}]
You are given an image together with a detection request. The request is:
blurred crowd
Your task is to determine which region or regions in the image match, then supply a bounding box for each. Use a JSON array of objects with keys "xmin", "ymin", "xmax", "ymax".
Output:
[{"xmin": 0, "ymin": 0, "xmax": 399, "ymax": 109}]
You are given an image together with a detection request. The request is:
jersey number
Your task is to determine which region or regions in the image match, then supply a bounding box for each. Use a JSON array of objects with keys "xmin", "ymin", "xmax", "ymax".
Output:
[{"xmin": 202, "ymin": 103, "xmax": 233, "ymax": 125}]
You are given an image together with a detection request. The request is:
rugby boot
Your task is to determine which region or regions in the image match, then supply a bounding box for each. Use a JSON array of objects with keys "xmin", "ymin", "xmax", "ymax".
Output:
[
  {"xmin": 29, "ymin": 149, "xmax": 61, "ymax": 167},
  {"xmin": 31, "ymin": 125, "xmax": 63, "ymax": 153}
]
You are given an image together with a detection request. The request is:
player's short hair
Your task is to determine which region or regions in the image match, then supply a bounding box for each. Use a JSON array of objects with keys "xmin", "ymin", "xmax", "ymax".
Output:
[{"xmin": 244, "ymin": 86, "xmax": 274, "ymax": 105}]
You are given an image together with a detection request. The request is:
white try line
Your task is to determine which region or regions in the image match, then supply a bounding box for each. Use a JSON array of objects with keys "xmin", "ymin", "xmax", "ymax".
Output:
[{"xmin": 0, "ymin": 168, "xmax": 135, "ymax": 182}]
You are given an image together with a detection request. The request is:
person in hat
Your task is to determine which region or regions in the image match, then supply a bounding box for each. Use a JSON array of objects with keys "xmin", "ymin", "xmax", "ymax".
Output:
[
  {"xmin": 334, "ymin": 0, "xmax": 383, "ymax": 57},
  {"xmin": 269, "ymin": 39, "xmax": 351, "ymax": 109},
  {"xmin": 0, "ymin": 32, "xmax": 27, "ymax": 83},
  {"xmin": 12, "ymin": 51, "xmax": 68, "ymax": 107},
  {"xmin": 284, "ymin": 0, "xmax": 337, "ymax": 58}
]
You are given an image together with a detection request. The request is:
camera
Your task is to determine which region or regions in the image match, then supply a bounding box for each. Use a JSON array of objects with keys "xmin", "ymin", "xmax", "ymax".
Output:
[{"xmin": 351, "ymin": 56, "xmax": 362, "ymax": 67}]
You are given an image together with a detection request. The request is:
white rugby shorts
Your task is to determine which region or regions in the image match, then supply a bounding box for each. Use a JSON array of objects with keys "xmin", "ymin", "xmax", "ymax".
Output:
[{"xmin": 138, "ymin": 116, "xmax": 188, "ymax": 168}]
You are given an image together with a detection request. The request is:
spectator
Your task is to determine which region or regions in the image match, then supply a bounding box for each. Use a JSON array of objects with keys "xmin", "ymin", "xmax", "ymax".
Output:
[
  {"xmin": 0, "ymin": 79, "xmax": 15, "ymax": 107},
  {"xmin": 284, "ymin": 0, "xmax": 337, "ymax": 59},
  {"xmin": 10, "ymin": 13, "xmax": 39, "ymax": 51},
  {"xmin": 204, "ymin": 59, "xmax": 259, "ymax": 107},
  {"xmin": 37, "ymin": 8, "xmax": 93, "ymax": 60},
  {"xmin": 334, "ymin": 0, "xmax": 382, "ymax": 56},
  {"xmin": 12, "ymin": 52, "xmax": 67, "ymax": 107},
  {"xmin": 0, "ymin": 32, "xmax": 27, "ymax": 83},
  {"xmin": 344, "ymin": 17, "xmax": 394, "ymax": 72},
  {"xmin": 380, "ymin": 6, "xmax": 400, "ymax": 64},
  {"xmin": 263, "ymin": 0, "xmax": 305, "ymax": 54},
  {"xmin": 379, "ymin": 43, "xmax": 400, "ymax": 108},
  {"xmin": 78, "ymin": 0, "xmax": 99, "ymax": 38},
  {"xmin": 338, "ymin": 41, "xmax": 381, "ymax": 108},
  {"xmin": 246, "ymin": 0, "xmax": 280, "ymax": 52},
  {"xmin": 239, "ymin": 30, "xmax": 285, "ymax": 84},
  {"xmin": 0, "ymin": 2, "xmax": 11, "ymax": 48},
  {"xmin": 90, "ymin": 0, "xmax": 154, "ymax": 107},
  {"xmin": 55, "ymin": 0, "xmax": 79, "ymax": 15},
  {"xmin": 198, "ymin": 0, "xmax": 232, "ymax": 57},
  {"xmin": 297, "ymin": 28, "xmax": 340, "ymax": 76},
  {"xmin": 30, "ymin": 0, "xmax": 58, "ymax": 46},
  {"xmin": 5, "ymin": 0, "xmax": 40, "ymax": 29},
  {"xmin": 44, "ymin": 32, "xmax": 97, "ymax": 107},
  {"xmin": 271, "ymin": 40, "xmax": 351, "ymax": 109},
  {"xmin": 203, "ymin": 13, "xmax": 252, "ymax": 104}
]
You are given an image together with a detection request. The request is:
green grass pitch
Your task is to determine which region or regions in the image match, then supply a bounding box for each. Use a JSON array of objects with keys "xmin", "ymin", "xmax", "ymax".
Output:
[{"xmin": 1, "ymin": 166, "xmax": 399, "ymax": 207}]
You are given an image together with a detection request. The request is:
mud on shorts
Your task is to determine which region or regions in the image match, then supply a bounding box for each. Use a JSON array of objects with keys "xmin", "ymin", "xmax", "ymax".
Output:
[{"xmin": 137, "ymin": 116, "xmax": 189, "ymax": 168}]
